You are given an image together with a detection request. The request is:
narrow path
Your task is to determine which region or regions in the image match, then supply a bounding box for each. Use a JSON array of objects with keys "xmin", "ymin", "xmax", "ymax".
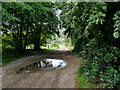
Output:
[{"xmin": 2, "ymin": 50, "xmax": 80, "ymax": 88}]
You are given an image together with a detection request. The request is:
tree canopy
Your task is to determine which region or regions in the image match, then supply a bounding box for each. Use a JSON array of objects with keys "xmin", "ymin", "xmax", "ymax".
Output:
[
  {"xmin": 59, "ymin": 2, "xmax": 120, "ymax": 88},
  {"xmin": 2, "ymin": 2, "xmax": 60, "ymax": 50}
]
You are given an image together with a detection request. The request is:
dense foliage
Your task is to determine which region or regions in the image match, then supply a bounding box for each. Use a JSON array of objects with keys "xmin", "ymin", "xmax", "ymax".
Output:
[
  {"xmin": 79, "ymin": 46, "xmax": 120, "ymax": 88},
  {"xmin": 59, "ymin": 2, "xmax": 120, "ymax": 88},
  {"xmin": 2, "ymin": 2, "xmax": 59, "ymax": 51},
  {"xmin": 2, "ymin": 2, "xmax": 120, "ymax": 88}
]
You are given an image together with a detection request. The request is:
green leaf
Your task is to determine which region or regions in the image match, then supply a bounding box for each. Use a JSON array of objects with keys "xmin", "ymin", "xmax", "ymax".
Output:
[
  {"xmin": 118, "ymin": 23, "xmax": 120, "ymax": 30},
  {"xmin": 102, "ymin": 14, "xmax": 106, "ymax": 17},
  {"xmin": 102, "ymin": 6, "xmax": 107, "ymax": 10},
  {"xmin": 113, "ymin": 31, "xmax": 119, "ymax": 38}
]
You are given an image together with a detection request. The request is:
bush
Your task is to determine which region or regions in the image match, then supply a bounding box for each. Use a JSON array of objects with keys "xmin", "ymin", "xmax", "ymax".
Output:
[{"xmin": 78, "ymin": 45, "xmax": 120, "ymax": 88}]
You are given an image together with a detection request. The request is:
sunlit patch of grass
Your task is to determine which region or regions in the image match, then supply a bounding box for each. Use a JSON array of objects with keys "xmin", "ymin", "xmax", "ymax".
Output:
[
  {"xmin": 76, "ymin": 72, "xmax": 97, "ymax": 88},
  {"xmin": 40, "ymin": 46, "xmax": 59, "ymax": 50},
  {"xmin": 26, "ymin": 44, "xmax": 34, "ymax": 49}
]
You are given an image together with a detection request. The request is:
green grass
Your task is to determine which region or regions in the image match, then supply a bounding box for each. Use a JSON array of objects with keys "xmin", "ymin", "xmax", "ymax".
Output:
[
  {"xmin": 2, "ymin": 49, "xmax": 31, "ymax": 66},
  {"xmin": 41, "ymin": 46, "xmax": 59, "ymax": 50},
  {"xmin": 0, "ymin": 44, "xmax": 2, "ymax": 52},
  {"xmin": 1, "ymin": 43, "xmax": 73, "ymax": 66},
  {"xmin": 26, "ymin": 44, "xmax": 59, "ymax": 50},
  {"xmin": 26, "ymin": 43, "xmax": 73, "ymax": 51},
  {"xmin": 26, "ymin": 44, "xmax": 34, "ymax": 49},
  {"xmin": 76, "ymin": 72, "xmax": 97, "ymax": 88},
  {"xmin": 2, "ymin": 45, "xmax": 59, "ymax": 66}
]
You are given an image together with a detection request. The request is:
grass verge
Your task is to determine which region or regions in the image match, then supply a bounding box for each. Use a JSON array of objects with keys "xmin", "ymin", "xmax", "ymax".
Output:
[
  {"xmin": 2, "ymin": 49, "xmax": 31, "ymax": 66},
  {"xmin": 2, "ymin": 46, "xmax": 59, "ymax": 66},
  {"xmin": 40, "ymin": 46, "xmax": 59, "ymax": 50},
  {"xmin": 2, "ymin": 44, "xmax": 73, "ymax": 66},
  {"xmin": 76, "ymin": 71, "xmax": 97, "ymax": 88}
]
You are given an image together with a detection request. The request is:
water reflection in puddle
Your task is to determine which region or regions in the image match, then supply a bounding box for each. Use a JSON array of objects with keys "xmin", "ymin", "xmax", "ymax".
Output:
[{"xmin": 17, "ymin": 59, "xmax": 67, "ymax": 74}]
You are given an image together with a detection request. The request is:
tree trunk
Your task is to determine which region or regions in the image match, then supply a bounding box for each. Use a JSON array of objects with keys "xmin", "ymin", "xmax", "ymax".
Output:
[
  {"xmin": 24, "ymin": 24, "xmax": 29, "ymax": 50},
  {"xmin": 34, "ymin": 22, "xmax": 42, "ymax": 50},
  {"xmin": 34, "ymin": 31, "xmax": 41, "ymax": 50},
  {"xmin": 19, "ymin": 23, "xmax": 23, "ymax": 51}
]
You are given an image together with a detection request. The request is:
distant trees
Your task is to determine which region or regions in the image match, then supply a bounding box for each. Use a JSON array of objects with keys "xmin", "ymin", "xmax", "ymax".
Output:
[{"xmin": 2, "ymin": 2, "xmax": 59, "ymax": 51}]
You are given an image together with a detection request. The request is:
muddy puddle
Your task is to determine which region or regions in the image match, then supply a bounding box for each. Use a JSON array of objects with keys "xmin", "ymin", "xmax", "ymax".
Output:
[{"xmin": 17, "ymin": 59, "xmax": 67, "ymax": 74}]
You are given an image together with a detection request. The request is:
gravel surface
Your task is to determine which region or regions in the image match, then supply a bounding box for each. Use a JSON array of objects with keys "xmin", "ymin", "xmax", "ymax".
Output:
[{"xmin": 2, "ymin": 50, "xmax": 80, "ymax": 88}]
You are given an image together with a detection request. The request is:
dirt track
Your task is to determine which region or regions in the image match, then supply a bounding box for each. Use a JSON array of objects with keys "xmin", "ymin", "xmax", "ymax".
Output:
[{"xmin": 2, "ymin": 50, "xmax": 80, "ymax": 88}]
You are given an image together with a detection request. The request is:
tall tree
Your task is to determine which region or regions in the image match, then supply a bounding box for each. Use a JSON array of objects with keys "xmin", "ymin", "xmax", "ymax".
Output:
[{"xmin": 2, "ymin": 2, "xmax": 60, "ymax": 51}]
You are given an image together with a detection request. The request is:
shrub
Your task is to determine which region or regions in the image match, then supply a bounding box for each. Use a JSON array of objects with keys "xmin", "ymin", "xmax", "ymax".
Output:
[{"xmin": 79, "ymin": 45, "xmax": 120, "ymax": 88}]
